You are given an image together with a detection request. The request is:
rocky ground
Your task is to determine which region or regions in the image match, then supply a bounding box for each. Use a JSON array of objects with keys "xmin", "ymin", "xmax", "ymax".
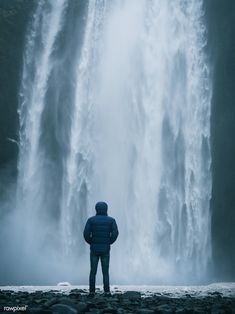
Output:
[{"xmin": 0, "ymin": 287, "xmax": 235, "ymax": 314}]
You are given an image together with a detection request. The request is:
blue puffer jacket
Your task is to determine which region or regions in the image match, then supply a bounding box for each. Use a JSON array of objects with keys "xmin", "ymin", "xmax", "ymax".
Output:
[{"xmin": 83, "ymin": 202, "xmax": 119, "ymax": 253}]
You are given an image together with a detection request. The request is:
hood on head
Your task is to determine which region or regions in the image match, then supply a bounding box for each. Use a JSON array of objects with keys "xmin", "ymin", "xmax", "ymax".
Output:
[{"xmin": 95, "ymin": 202, "xmax": 108, "ymax": 215}]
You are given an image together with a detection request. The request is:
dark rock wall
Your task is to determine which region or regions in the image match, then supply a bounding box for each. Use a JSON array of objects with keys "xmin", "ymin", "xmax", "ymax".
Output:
[
  {"xmin": 0, "ymin": 0, "xmax": 34, "ymax": 166},
  {"xmin": 205, "ymin": 0, "xmax": 235, "ymax": 280},
  {"xmin": 0, "ymin": 0, "xmax": 35, "ymax": 215}
]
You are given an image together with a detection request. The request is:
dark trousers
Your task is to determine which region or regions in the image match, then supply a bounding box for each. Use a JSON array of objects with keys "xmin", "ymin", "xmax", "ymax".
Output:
[{"xmin": 89, "ymin": 251, "xmax": 110, "ymax": 293}]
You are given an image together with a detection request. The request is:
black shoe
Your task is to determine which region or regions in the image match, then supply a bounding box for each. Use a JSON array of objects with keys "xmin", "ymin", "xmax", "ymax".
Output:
[
  {"xmin": 88, "ymin": 292, "xmax": 95, "ymax": 298},
  {"xmin": 103, "ymin": 292, "xmax": 111, "ymax": 297}
]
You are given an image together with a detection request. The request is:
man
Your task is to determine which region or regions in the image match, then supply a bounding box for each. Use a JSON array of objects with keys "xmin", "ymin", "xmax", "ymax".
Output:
[{"xmin": 83, "ymin": 201, "xmax": 119, "ymax": 295}]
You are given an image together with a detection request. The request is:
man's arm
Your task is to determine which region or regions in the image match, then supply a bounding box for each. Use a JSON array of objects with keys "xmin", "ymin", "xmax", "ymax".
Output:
[
  {"xmin": 110, "ymin": 219, "xmax": 119, "ymax": 244},
  {"xmin": 83, "ymin": 218, "xmax": 92, "ymax": 244}
]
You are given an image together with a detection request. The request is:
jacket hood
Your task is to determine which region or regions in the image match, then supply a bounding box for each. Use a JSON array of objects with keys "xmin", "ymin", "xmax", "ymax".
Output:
[{"xmin": 95, "ymin": 201, "xmax": 108, "ymax": 215}]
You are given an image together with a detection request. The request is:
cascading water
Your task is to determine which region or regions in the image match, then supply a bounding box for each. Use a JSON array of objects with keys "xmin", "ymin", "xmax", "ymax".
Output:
[{"xmin": 16, "ymin": 0, "xmax": 212, "ymax": 284}]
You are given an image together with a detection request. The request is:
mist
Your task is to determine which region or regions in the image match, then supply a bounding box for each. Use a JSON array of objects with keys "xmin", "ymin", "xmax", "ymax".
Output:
[{"xmin": 0, "ymin": 0, "xmax": 234, "ymax": 285}]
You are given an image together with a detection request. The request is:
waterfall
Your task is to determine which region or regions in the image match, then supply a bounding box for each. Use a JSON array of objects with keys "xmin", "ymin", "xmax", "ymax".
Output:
[{"xmin": 17, "ymin": 0, "xmax": 212, "ymax": 284}]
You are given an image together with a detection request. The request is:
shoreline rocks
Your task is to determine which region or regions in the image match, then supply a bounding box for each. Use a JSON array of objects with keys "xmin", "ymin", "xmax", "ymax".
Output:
[{"xmin": 0, "ymin": 289, "xmax": 234, "ymax": 313}]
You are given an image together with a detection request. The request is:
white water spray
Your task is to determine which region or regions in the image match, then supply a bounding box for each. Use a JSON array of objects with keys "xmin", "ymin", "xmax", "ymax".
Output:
[{"xmin": 16, "ymin": 0, "xmax": 212, "ymax": 284}]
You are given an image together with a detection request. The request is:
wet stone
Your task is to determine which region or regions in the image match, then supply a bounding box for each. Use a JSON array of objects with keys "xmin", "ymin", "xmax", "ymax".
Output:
[
  {"xmin": 76, "ymin": 302, "xmax": 88, "ymax": 312},
  {"xmin": 44, "ymin": 297, "xmax": 58, "ymax": 307},
  {"xmin": 51, "ymin": 303, "xmax": 78, "ymax": 313},
  {"xmin": 27, "ymin": 307, "xmax": 52, "ymax": 314},
  {"xmin": 101, "ymin": 307, "xmax": 117, "ymax": 313},
  {"xmin": 122, "ymin": 291, "xmax": 141, "ymax": 300},
  {"xmin": 154, "ymin": 304, "xmax": 174, "ymax": 313},
  {"xmin": 70, "ymin": 289, "xmax": 87, "ymax": 294},
  {"xmin": 137, "ymin": 309, "xmax": 155, "ymax": 314}
]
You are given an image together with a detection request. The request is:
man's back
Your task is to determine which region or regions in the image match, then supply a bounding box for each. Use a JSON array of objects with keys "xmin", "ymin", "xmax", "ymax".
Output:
[
  {"xmin": 83, "ymin": 202, "xmax": 119, "ymax": 253},
  {"xmin": 87, "ymin": 215, "xmax": 117, "ymax": 252},
  {"xmin": 83, "ymin": 201, "xmax": 119, "ymax": 294}
]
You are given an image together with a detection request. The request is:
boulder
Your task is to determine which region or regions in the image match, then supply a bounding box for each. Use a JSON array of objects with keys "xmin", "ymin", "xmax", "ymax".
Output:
[
  {"xmin": 137, "ymin": 309, "xmax": 155, "ymax": 314},
  {"xmin": 122, "ymin": 291, "xmax": 141, "ymax": 300},
  {"xmin": 51, "ymin": 303, "xmax": 77, "ymax": 314}
]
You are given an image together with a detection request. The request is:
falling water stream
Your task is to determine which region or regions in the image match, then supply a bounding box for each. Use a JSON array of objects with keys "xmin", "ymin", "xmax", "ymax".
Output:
[{"xmin": 16, "ymin": 0, "xmax": 212, "ymax": 284}]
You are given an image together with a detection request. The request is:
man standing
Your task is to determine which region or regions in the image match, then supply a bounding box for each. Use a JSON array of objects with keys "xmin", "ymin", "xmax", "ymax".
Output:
[{"xmin": 83, "ymin": 201, "xmax": 119, "ymax": 295}]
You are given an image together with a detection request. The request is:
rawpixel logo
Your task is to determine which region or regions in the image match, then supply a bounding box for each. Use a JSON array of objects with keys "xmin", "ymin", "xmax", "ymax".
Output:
[{"xmin": 3, "ymin": 305, "xmax": 28, "ymax": 312}]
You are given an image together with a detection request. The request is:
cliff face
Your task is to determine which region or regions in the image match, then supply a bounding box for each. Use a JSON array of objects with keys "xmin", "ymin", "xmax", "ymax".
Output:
[
  {"xmin": 0, "ymin": 1, "xmax": 34, "ymax": 213},
  {"xmin": 205, "ymin": 0, "xmax": 235, "ymax": 280},
  {"xmin": 0, "ymin": 0, "xmax": 34, "ymax": 166}
]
